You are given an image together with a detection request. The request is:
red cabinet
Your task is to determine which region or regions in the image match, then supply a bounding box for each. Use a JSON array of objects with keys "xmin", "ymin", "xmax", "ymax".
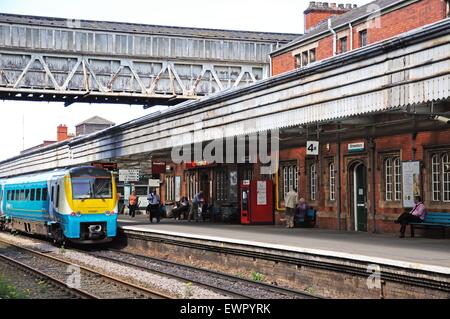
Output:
[{"xmin": 240, "ymin": 180, "xmax": 274, "ymax": 225}]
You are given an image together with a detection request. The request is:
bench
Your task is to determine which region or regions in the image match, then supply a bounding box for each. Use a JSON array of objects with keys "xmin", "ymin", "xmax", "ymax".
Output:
[
  {"xmin": 294, "ymin": 208, "xmax": 316, "ymax": 228},
  {"xmin": 410, "ymin": 212, "xmax": 450, "ymax": 238}
]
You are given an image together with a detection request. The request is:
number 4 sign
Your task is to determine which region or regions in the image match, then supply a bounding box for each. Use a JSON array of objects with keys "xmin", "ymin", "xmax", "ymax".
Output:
[{"xmin": 306, "ymin": 141, "xmax": 319, "ymax": 155}]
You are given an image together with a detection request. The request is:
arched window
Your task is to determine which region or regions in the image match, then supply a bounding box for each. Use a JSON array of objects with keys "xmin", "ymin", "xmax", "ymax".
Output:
[
  {"xmin": 394, "ymin": 157, "xmax": 402, "ymax": 201},
  {"xmin": 443, "ymin": 153, "xmax": 450, "ymax": 202},
  {"xmin": 385, "ymin": 156, "xmax": 402, "ymax": 201},
  {"xmin": 329, "ymin": 162, "xmax": 335, "ymax": 201},
  {"xmin": 431, "ymin": 154, "xmax": 441, "ymax": 201},
  {"xmin": 279, "ymin": 161, "xmax": 298, "ymax": 207},
  {"xmin": 310, "ymin": 163, "xmax": 317, "ymax": 201},
  {"xmin": 385, "ymin": 158, "xmax": 393, "ymax": 201}
]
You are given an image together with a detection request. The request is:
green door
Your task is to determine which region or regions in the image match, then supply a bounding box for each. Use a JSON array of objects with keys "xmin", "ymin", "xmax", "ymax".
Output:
[{"xmin": 355, "ymin": 164, "xmax": 367, "ymax": 232}]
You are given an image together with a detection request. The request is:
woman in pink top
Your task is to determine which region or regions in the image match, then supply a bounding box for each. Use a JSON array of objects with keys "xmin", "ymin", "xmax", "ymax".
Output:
[{"xmin": 395, "ymin": 196, "xmax": 426, "ymax": 238}]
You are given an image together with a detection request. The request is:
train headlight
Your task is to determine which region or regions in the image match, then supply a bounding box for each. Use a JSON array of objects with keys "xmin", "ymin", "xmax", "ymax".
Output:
[{"xmin": 70, "ymin": 211, "xmax": 81, "ymax": 217}]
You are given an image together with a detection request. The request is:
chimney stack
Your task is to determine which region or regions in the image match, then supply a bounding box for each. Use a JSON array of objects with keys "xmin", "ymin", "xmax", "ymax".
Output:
[
  {"xmin": 57, "ymin": 124, "xmax": 68, "ymax": 142},
  {"xmin": 304, "ymin": 1, "xmax": 357, "ymax": 33}
]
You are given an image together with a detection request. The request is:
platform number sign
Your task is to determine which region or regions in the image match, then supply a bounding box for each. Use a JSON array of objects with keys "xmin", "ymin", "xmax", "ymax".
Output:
[{"xmin": 306, "ymin": 141, "xmax": 319, "ymax": 156}]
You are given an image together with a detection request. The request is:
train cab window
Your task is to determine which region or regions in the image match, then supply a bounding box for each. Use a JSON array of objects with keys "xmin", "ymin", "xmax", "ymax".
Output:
[
  {"xmin": 42, "ymin": 188, "xmax": 48, "ymax": 201},
  {"xmin": 30, "ymin": 189, "xmax": 35, "ymax": 201}
]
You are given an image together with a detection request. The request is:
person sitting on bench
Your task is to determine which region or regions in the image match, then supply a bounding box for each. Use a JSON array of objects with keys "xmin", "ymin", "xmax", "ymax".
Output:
[
  {"xmin": 395, "ymin": 196, "xmax": 426, "ymax": 238},
  {"xmin": 172, "ymin": 196, "xmax": 189, "ymax": 220}
]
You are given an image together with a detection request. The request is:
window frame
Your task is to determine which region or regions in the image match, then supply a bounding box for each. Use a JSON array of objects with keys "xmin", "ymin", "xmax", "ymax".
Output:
[
  {"xmin": 310, "ymin": 163, "xmax": 317, "ymax": 201},
  {"xmin": 329, "ymin": 162, "xmax": 336, "ymax": 201},
  {"xmin": 278, "ymin": 161, "xmax": 298, "ymax": 207},
  {"xmin": 359, "ymin": 29, "xmax": 368, "ymax": 47},
  {"xmin": 165, "ymin": 175, "xmax": 175, "ymax": 202}
]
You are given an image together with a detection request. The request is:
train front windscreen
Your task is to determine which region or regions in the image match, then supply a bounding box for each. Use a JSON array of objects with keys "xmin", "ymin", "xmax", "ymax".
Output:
[{"xmin": 70, "ymin": 167, "xmax": 113, "ymax": 200}]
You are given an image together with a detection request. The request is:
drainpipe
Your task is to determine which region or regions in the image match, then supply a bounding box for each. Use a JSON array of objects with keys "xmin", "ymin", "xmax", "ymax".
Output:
[
  {"xmin": 328, "ymin": 18, "xmax": 337, "ymax": 56},
  {"xmin": 349, "ymin": 23, "xmax": 353, "ymax": 51},
  {"xmin": 369, "ymin": 137, "xmax": 376, "ymax": 233},
  {"xmin": 337, "ymin": 124, "xmax": 342, "ymax": 230}
]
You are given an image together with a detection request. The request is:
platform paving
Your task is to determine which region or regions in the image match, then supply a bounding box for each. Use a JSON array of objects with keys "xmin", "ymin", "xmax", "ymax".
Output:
[{"xmin": 118, "ymin": 215, "xmax": 450, "ymax": 271}]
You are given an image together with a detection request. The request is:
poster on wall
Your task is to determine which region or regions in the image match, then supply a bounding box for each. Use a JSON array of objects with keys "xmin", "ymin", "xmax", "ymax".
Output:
[
  {"xmin": 257, "ymin": 181, "xmax": 267, "ymax": 206},
  {"xmin": 402, "ymin": 161, "xmax": 421, "ymax": 208}
]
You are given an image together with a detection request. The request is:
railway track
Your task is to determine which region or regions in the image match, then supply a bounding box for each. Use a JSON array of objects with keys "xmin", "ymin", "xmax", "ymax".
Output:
[
  {"xmin": 85, "ymin": 248, "xmax": 318, "ymax": 299},
  {"xmin": 0, "ymin": 238, "xmax": 171, "ymax": 299}
]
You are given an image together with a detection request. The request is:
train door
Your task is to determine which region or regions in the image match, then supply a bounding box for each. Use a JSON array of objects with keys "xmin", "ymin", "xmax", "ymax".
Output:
[{"xmin": 49, "ymin": 178, "xmax": 59, "ymax": 219}]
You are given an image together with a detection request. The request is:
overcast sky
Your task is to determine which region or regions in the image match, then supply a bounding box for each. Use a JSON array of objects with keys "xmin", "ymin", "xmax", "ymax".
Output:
[{"xmin": 0, "ymin": 0, "xmax": 371, "ymax": 161}]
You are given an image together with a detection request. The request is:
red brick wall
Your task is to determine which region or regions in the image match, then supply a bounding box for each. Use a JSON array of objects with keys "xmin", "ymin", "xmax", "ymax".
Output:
[
  {"xmin": 305, "ymin": 10, "xmax": 347, "ymax": 33},
  {"xmin": 271, "ymin": 0, "xmax": 447, "ymax": 76},
  {"xmin": 367, "ymin": 0, "xmax": 446, "ymax": 44},
  {"xmin": 271, "ymin": 51, "xmax": 296, "ymax": 76},
  {"xmin": 275, "ymin": 128, "xmax": 450, "ymax": 233}
]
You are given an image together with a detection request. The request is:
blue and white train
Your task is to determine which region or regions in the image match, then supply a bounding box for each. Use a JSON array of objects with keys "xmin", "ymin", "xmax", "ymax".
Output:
[{"xmin": 0, "ymin": 166, "xmax": 118, "ymax": 244}]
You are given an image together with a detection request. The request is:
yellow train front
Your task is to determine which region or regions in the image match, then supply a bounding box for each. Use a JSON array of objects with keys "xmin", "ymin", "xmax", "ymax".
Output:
[{"xmin": 0, "ymin": 166, "xmax": 118, "ymax": 244}]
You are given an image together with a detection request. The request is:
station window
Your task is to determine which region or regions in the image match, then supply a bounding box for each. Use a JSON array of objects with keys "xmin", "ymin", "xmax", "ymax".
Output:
[
  {"xmin": 214, "ymin": 168, "xmax": 228, "ymax": 202},
  {"xmin": 165, "ymin": 175, "xmax": 175, "ymax": 202},
  {"xmin": 186, "ymin": 171, "xmax": 198, "ymax": 201},
  {"xmin": 431, "ymin": 151, "xmax": 450, "ymax": 202},
  {"xmin": 359, "ymin": 30, "xmax": 368, "ymax": 47},
  {"xmin": 310, "ymin": 163, "xmax": 317, "ymax": 201},
  {"xmin": 295, "ymin": 48, "xmax": 317, "ymax": 69},
  {"xmin": 340, "ymin": 37, "xmax": 348, "ymax": 54},
  {"xmin": 329, "ymin": 162, "xmax": 336, "ymax": 201},
  {"xmin": 279, "ymin": 161, "xmax": 298, "ymax": 207},
  {"xmin": 309, "ymin": 49, "xmax": 316, "ymax": 63},
  {"xmin": 384, "ymin": 156, "xmax": 402, "ymax": 201},
  {"xmin": 295, "ymin": 53, "xmax": 301, "ymax": 68}
]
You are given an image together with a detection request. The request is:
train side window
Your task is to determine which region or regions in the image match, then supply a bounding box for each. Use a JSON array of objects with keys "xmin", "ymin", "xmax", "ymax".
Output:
[
  {"xmin": 42, "ymin": 188, "xmax": 47, "ymax": 201},
  {"xmin": 30, "ymin": 189, "xmax": 35, "ymax": 201},
  {"xmin": 51, "ymin": 186, "xmax": 54, "ymax": 203},
  {"xmin": 14, "ymin": 190, "xmax": 18, "ymax": 201},
  {"xmin": 56, "ymin": 185, "xmax": 60, "ymax": 208},
  {"xmin": 20, "ymin": 190, "xmax": 25, "ymax": 201},
  {"xmin": 36, "ymin": 188, "xmax": 42, "ymax": 201},
  {"xmin": 25, "ymin": 189, "xmax": 30, "ymax": 201},
  {"xmin": 7, "ymin": 190, "xmax": 10, "ymax": 201},
  {"xmin": 11, "ymin": 190, "xmax": 15, "ymax": 201}
]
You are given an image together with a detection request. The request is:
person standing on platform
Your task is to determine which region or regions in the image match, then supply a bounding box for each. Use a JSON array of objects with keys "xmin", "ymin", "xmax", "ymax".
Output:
[
  {"xmin": 147, "ymin": 190, "xmax": 161, "ymax": 223},
  {"xmin": 188, "ymin": 191, "xmax": 203, "ymax": 222},
  {"xmin": 395, "ymin": 195, "xmax": 426, "ymax": 238},
  {"xmin": 284, "ymin": 187, "xmax": 298, "ymax": 228},
  {"xmin": 128, "ymin": 191, "xmax": 138, "ymax": 218}
]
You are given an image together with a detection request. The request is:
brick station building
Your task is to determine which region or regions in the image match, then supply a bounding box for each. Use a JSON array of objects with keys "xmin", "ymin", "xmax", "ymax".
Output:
[{"xmin": 157, "ymin": 0, "xmax": 450, "ymax": 234}]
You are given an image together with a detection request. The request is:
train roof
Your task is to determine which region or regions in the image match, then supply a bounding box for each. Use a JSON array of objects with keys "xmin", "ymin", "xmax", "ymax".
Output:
[{"xmin": 0, "ymin": 166, "xmax": 108, "ymax": 185}]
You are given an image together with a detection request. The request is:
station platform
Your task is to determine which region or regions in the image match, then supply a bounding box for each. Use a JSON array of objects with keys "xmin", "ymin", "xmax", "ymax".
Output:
[{"xmin": 117, "ymin": 215, "xmax": 450, "ymax": 273}]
